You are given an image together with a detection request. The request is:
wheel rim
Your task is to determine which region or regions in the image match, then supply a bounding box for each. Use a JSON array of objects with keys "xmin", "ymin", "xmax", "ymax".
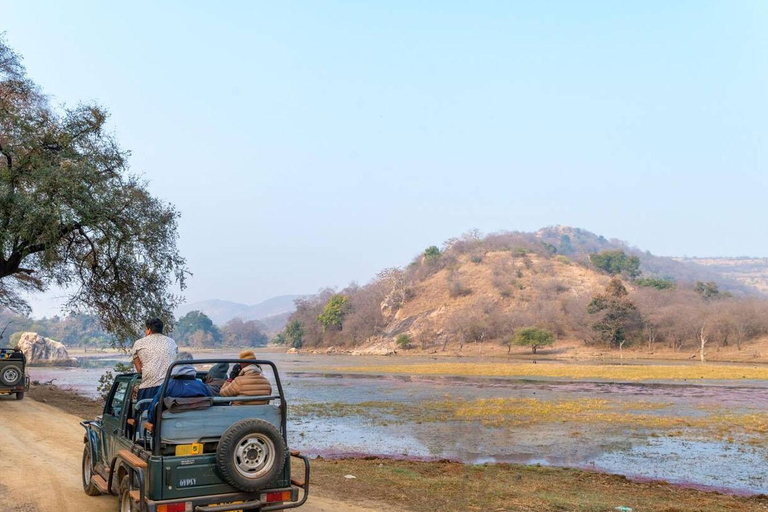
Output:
[
  {"xmin": 121, "ymin": 487, "xmax": 133, "ymax": 512},
  {"xmin": 83, "ymin": 448, "xmax": 92, "ymax": 487},
  {"xmin": 3, "ymin": 368, "xmax": 19, "ymax": 384},
  {"xmin": 233, "ymin": 433, "xmax": 275, "ymax": 479}
]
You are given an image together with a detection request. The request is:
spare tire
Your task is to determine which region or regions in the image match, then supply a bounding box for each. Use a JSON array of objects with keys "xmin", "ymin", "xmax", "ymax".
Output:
[
  {"xmin": 216, "ymin": 419, "xmax": 286, "ymax": 492},
  {"xmin": 1, "ymin": 365, "xmax": 22, "ymax": 386}
]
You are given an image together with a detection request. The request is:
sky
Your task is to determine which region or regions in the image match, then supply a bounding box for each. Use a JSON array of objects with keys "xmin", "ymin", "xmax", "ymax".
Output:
[{"xmin": 3, "ymin": 1, "xmax": 767, "ymax": 317}]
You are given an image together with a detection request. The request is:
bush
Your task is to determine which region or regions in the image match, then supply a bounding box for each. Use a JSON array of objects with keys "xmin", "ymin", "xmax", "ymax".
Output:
[
  {"xmin": 395, "ymin": 333, "xmax": 411, "ymax": 349},
  {"xmin": 636, "ymin": 276, "xmax": 675, "ymax": 290},
  {"xmin": 447, "ymin": 278, "xmax": 473, "ymax": 298},
  {"xmin": 512, "ymin": 327, "xmax": 555, "ymax": 354},
  {"xmin": 589, "ymin": 250, "xmax": 641, "ymax": 279},
  {"xmin": 470, "ymin": 255, "xmax": 483, "ymax": 264},
  {"xmin": 555, "ymin": 255, "xmax": 571, "ymax": 265}
]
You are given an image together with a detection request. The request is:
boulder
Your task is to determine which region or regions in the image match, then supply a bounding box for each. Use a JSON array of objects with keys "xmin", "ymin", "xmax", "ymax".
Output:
[{"xmin": 16, "ymin": 332, "xmax": 78, "ymax": 366}]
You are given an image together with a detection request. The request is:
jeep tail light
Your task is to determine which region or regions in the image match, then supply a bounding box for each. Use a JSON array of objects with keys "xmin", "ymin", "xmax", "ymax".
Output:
[
  {"xmin": 157, "ymin": 502, "xmax": 191, "ymax": 512},
  {"xmin": 265, "ymin": 490, "xmax": 292, "ymax": 503}
]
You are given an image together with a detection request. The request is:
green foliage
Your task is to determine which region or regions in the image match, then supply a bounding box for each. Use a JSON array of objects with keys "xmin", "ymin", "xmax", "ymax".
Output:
[
  {"xmin": 694, "ymin": 281, "xmax": 731, "ymax": 301},
  {"xmin": 424, "ymin": 246, "xmax": 441, "ymax": 260},
  {"xmin": 587, "ymin": 278, "xmax": 640, "ymax": 348},
  {"xmin": 589, "ymin": 250, "xmax": 641, "ymax": 279},
  {"xmin": 512, "ymin": 327, "xmax": 555, "ymax": 354},
  {"xmin": 636, "ymin": 276, "xmax": 676, "ymax": 290},
  {"xmin": 272, "ymin": 332, "xmax": 286, "ymax": 345},
  {"xmin": 470, "ymin": 255, "xmax": 483, "ymax": 264},
  {"xmin": 317, "ymin": 294, "xmax": 350, "ymax": 331},
  {"xmin": 555, "ymin": 255, "xmax": 571, "ymax": 265},
  {"xmin": 174, "ymin": 311, "xmax": 222, "ymax": 347},
  {"xmin": 96, "ymin": 362, "xmax": 133, "ymax": 401},
  {"xmin": 395, "ymin": 333, "xmax": 411, "ymax": 349},
  {"xmin": 285, "ymin": 320, "xmax": 305, "ymax": 348},
  {"xmin": 0, "ymin": 38, "xmax": 188, "ymax": 344},
  {"xmin": 541, "ymin": 242, "xmax": 558, "ymax": 255}
]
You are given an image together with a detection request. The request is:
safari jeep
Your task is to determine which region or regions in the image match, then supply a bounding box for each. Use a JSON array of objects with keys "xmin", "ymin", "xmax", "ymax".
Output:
[
  {"xmin": 0, "ymin": 348, "xmax": 30, "ymax": 400},
  {"xmin": 81, "ymin": 358, "xmax": 309, "ymax": 512}
]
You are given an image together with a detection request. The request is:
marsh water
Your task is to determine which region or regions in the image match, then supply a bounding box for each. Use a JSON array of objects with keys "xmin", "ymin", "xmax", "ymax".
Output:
[{"xmin": 27, "ymin": 350, "xmax": 768, "ymax": 495}]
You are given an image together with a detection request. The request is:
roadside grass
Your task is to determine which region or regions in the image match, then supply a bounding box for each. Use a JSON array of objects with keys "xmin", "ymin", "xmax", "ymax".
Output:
[
  {"xmin": 329, "ymin": 362, "xmax": 768, "ymax": 381},
  {"xmin": 301, "ymin": 457, "xmax": 768, "ymax": 512}
]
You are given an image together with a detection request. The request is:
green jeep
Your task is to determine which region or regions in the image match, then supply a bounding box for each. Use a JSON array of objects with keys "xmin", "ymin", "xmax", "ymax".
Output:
[
  {"xmin": 81, "ymin": 358, "xmax": 310, "ymax": 512},
  {"xmin": 0, "ymin": 348, "xmax": 29, "ymax": 400}
]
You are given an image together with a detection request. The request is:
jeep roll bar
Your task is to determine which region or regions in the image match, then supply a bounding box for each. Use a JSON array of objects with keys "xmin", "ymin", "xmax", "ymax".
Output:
[{"xmin": 151, "ymin": 358, "xmax": 287, "ymax": 456}]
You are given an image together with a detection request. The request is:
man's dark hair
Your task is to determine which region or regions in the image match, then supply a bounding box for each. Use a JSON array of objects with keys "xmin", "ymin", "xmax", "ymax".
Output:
[{"xmin": 145, "ymin": 318, "xmax": 164, "ymax": 334}]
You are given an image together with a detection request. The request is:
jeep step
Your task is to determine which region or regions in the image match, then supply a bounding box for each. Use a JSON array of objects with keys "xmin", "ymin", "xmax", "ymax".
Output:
[
  {"xmin": 90, "ymin": 474, "xmax": 109, "ymax": 494},
  {"xmin": 117, "ymin": 449, "xmax": 147, "ymax": 469}
]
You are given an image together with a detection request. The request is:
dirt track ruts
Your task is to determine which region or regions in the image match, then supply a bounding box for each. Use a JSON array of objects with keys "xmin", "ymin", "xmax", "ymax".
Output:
[{"xmin": 0, "ymin": 396, "xmax": 395, "ymax": 512}]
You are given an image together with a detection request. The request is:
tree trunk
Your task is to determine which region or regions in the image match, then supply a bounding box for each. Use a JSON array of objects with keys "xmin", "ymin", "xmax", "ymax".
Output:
[{"xmin": 699, "ymin": 327, "xmax": 708, "ymax": 363}]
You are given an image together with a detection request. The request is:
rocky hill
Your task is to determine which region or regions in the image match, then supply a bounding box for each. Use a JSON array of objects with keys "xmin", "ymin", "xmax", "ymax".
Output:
[{"xmin": 283, "ymin": 226, "xmax": 768, "ymax": 354}]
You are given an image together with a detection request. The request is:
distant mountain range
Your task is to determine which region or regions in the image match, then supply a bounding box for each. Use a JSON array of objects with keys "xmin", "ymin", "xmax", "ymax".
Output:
[{"xmin": 177, "ymin": 295, "xmax": 304, "ymax": 328}]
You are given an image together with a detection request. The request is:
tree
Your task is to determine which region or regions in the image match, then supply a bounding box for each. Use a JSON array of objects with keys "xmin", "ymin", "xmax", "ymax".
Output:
[
  {"xmin": 587, "ymin": 278, "xmax": 641, "ymax": 350},
  {"xmin": 694, "ymin": 281, "xmax": 727, "ymax": 302},
  {"xmin": 512, "ymin": 327, "xmax": 555, "ymax": 354},
  {"xmin": 221, "ymin": 318, "xmax": 268, "ymax": 347},
  {"xmin": 317, "ymin": 294, "xmax": 350, "ymax": 331},
  {"xmin": 0, "ymin": 36, "xmax": 187, "ymax": 345},
  {"xmin": 174, "ymin": 311, "xmax": 221, "ymax": 347},
  {"xmin": 424, "ymin": 246, "xmax": 441, "ymax": 261},
  {"xmin": 589, "ymin": 250, "xmax": 641, "ymax": 279},
  {"xmin": 284, "ymin": 320, "xmax": 304, "ymax": 349}
]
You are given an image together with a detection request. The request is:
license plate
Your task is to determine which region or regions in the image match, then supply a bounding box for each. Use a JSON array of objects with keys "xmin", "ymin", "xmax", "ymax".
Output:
[
  {"xmin": 174, "ymin": 443, "xmax": 203, "ymax": 456},
  {"xmin": 0, "ymin": 390, "xmax": 10, "ymax": 395},
  {"xmin": 212, "ymin": 501, "xmax": 242, "ymax": 512}
]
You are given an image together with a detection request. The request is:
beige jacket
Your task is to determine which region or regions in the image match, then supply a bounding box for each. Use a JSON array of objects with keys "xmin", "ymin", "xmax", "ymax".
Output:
[{"xmin": 220, "ymin": 365, "xmax": 272, "ymax": 405}]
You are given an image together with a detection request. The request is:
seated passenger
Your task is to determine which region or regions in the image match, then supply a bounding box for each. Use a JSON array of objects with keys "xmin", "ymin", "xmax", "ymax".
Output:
[
  {"xmin": 148, "ymin": 352, "xmax": 211, "ymax": 423},
  {"xmin": 204, "ymin": 362, "xmax": 229, "ymax": 396},
  {"xmin": 220, "ymin": 350, "xmax": 272, "ymax": 405},
  {"xmin": 9, "ymin": 347, "xmax": 26, "ymax": 364}
]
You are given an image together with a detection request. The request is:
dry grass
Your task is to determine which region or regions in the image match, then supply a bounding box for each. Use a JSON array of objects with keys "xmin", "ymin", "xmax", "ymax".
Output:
[
  {"xmin": 331, "ymin": 362, "xmax": 768, "ymax": 381},
  {"xmin": 301, "ymin": 457, "xmax": 768, "ymax": 512},
  {"xmin": 293, "ymin": 396, "xmax": 768, "ymax": 442}
]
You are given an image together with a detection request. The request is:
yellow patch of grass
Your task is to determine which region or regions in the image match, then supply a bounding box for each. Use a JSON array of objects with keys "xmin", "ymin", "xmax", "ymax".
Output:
[{"xmin": 331, "ymin": 362, "xmax": 768, "ymax": 381}]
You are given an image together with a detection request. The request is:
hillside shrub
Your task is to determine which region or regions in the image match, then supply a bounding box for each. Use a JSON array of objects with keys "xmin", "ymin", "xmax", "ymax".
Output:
[
  {"xmin": 555, "ymin": 255, "xmax": 571, "ymax": 265},
  {"xmin": 636, "ymin": 276, "xmax": 676, "ymax": 290},
  {"xmin": 589, "ymin": 250, "xmax": 641, "ymax": 279},
  {"xmin": 395, "ymin": 333, "xmax": 411, "ymax": 349}
]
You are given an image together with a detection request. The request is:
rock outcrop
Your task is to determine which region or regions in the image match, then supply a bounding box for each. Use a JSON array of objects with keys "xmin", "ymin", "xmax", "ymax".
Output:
[{"xmin": 16, "ymin": 332, "xmax": 78, "ymax": 366}]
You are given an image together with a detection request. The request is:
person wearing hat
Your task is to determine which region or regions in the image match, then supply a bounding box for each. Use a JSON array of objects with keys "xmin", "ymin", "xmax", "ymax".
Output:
[
  {"xmin": 220, "ymin": 350, "xmax": 272, "ymax": 405},
  {"xmin": 204, "ymin": 362, "xmax": 230, "ymax": 396}
]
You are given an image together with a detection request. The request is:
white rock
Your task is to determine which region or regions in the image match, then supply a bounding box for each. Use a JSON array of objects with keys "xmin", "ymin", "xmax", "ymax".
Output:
[{"xmin": 16, "ymin": 332, "xmax": 78, "ymax": 365}]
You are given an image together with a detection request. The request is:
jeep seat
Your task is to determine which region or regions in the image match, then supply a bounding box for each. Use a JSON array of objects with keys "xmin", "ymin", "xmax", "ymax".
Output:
[{"xmin": 159, "ymin": 404, "xmax": 281, "ymax": 445}]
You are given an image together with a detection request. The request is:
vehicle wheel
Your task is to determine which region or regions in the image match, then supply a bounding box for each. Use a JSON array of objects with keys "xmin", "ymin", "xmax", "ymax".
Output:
[
  {"xmin": 15, "ymin": 392, "xmax": 24, "ymax": 400},
  {"xmin": 0, "ymin": 364, "xmax": 22, "ymax": 386},
  {"xmin": 216, "ymin": 419, "xmax": 286, "ymax": 492},
  {"xmin": 118, "ymin": 475, "xmax": 135, "ymax": 512},
  {"xmin": 81, "ymin": 445, "xmax": 102, "ymax": 496}
]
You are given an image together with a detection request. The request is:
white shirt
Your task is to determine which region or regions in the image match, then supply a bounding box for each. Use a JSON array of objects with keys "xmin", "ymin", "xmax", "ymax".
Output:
[{"xmin": 132, "ymin": 333, "xmax": 178, "ymax": 389}]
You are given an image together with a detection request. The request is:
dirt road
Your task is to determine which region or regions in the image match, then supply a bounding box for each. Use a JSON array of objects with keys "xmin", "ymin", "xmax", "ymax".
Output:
[{"xmin": 0, "ymin": 397, "xmax": 396, "ymax": 512}]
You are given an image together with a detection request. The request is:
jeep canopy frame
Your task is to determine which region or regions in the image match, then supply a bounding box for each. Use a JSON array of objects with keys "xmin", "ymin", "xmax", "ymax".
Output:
[{"xmin": 151, "ymin": 358, "xmax": 287, "ymax": 456}]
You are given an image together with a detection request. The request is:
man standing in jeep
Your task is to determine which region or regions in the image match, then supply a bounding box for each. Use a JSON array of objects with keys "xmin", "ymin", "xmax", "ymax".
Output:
[{"xmin": 132, "ymin": 318, "xmax": 178, "ymax": 410}]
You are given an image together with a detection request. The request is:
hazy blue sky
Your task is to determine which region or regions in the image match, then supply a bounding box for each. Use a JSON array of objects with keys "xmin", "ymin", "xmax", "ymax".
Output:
[{"xmin": 4, "ymin": 1, "xmax": 767, "ymax": 316}]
